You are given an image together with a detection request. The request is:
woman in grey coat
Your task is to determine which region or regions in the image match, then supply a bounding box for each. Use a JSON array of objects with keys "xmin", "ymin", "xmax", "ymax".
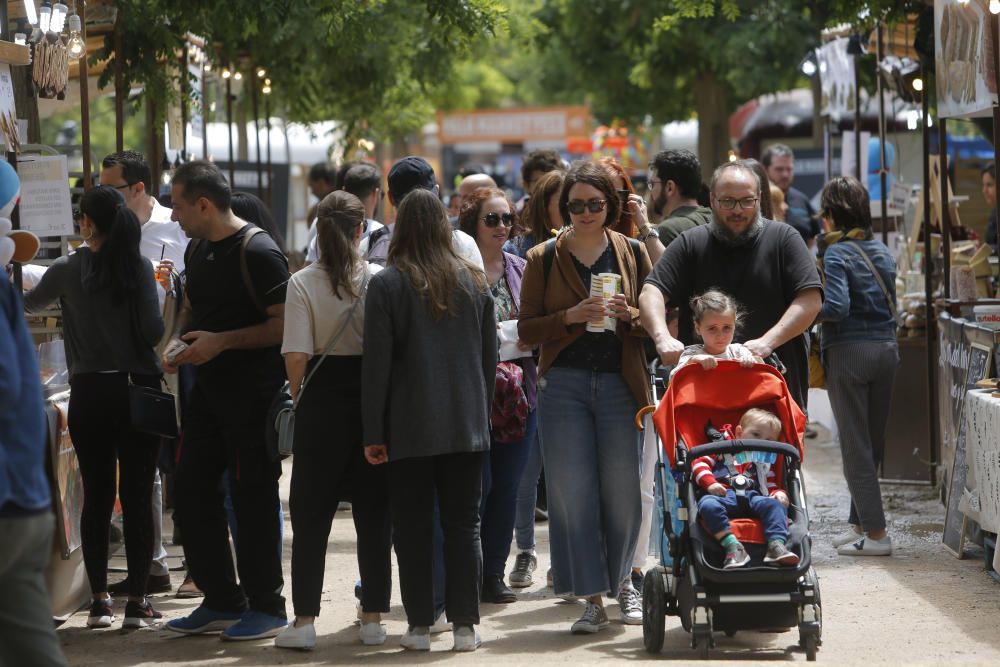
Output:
[{"xmin": 362, "ymin": 189, "xmax": 496, "ymax": 652}]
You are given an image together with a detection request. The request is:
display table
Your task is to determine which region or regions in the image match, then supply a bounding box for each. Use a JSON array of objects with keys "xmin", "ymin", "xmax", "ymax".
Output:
[{"xmin": 962, "ymin": 389, "xmax": 1000, "ymax": 575}]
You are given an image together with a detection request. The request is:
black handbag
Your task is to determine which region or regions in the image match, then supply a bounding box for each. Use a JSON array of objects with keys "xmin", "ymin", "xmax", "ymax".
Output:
[{"xmin": 128, "ymin": 376, "xmax": 178, "ymax": 439}]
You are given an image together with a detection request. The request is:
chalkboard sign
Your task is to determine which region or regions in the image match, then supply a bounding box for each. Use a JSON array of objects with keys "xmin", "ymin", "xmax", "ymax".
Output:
[{"xmin": 943, "ymin": 343, "xmax": 994, "ymax": 558}]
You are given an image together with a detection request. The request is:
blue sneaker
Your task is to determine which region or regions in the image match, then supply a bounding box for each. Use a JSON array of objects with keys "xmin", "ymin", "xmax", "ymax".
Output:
[
  {"xmin": 221, "ymin": 610, "xmax": 288, "ymax": 641},
  {"xmin": 166, "ymin": 605, "xmax": 243, "ymax": 635}
]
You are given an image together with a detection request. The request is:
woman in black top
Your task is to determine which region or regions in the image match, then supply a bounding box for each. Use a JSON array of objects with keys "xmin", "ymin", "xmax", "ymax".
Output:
[
  {"xmin": 25, "ymin": 186, "xmax": 165, "ymax": 630},
  {"xmin": 362, "ymin": 189, "xmax": 495, "ymax": 652}
]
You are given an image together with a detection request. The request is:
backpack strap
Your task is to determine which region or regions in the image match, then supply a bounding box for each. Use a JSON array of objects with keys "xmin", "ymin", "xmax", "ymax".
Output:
[
  {"xmin": 542, "ymin": 238, "xmax": 557, "ymax": 283},
  {"xmin": 239, "ymin": 226, "xmax": 268, "ymax": 314}
]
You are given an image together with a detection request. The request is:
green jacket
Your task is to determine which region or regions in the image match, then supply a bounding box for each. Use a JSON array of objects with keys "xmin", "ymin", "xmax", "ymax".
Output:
[{"xmin": 657, "ymin": 205, "xmax": 713, "ymax": 246}]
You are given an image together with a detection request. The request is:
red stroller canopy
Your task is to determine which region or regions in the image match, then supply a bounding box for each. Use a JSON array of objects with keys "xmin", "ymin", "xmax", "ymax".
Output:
[{"xmin": 652, "ymin": 361, "xmax": 806, "ymax": 468}]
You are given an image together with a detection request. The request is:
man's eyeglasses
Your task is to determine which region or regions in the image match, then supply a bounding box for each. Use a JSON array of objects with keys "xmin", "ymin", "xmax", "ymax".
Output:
[
  {"xmin": 567, "ymin": 198, "xmax": 607, "ymax": 215},
  {"xmin": 107, "ymin": 182, "xmax": 138, "ymax": 191},
  {"xmin": 483, "ymin": 212, "xmax": 515, "ymax": 228},
  {"xmin": 649, "ymin": 179, "xmax": 663, "ymax": 189},
  {"xmin": 714, "ymin": 196, "xmax": 758, "ymax": 211}
]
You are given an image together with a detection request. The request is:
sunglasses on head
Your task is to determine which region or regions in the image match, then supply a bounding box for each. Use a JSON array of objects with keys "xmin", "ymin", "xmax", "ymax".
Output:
[
  {"xmin": 567, "ymin": 198, "xmax": 608, "ymax": 215},
  {"xmin": 483, "ymin": 212, "xmax": 515, "ymax": 228}
]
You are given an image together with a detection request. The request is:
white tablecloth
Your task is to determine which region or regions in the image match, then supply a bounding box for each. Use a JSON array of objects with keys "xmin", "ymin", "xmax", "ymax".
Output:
[{"xmin": 963, "ymin": 389, "xmax": 1000, "ymax": 572}]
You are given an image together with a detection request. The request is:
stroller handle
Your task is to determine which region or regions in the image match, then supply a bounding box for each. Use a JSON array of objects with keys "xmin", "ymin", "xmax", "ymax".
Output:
[{"xmin": 685, "ymin": 439, "xmax": 800, "ymax": 463}]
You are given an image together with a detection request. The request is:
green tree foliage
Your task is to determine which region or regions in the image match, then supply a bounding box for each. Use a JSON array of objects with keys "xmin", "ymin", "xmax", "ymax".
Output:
[{"xmin": 97, "ymin": 1, "xmax": 507, "ymax": 144}]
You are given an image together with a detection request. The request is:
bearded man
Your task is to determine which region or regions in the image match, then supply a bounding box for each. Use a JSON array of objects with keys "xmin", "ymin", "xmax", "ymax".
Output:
[
  {"xmin": 649, "ymin": 149, "xmax": 713, "ymax": 246},
  {"xmin": 638, "ymin": 161, "xmax": 822, "ymax": 411}
]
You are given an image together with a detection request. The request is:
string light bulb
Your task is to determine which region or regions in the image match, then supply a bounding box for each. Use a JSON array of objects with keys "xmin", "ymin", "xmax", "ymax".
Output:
[
  {"xmin": 222, "ymin": 69, "xmax": 231, "ymax": 79},
  {"xmin": 204, "ymin": 63, "xmax": 211, "ymax": 72},
  {"xmin": 66, "ymin": 12, "xmax": 85, "ymax": 58},
  {"xmin": 39, "ymin": 1, "xmax": 52, "ymax": 33},
  {"xmin": 991, "ymin": 0, "xmax": 1000, "ymax": 14},
  {"xmin": 51, "ymin": 2, "xmax": 68, "ymax": 33},
  {"xmin": 233, "ymin": 71, "xmax": 242, "ymax": 81},
  {"xmin": 262, "ymin": 84, "xmax": 272, "ymax": 95},
  {"xmin": 257, "ymin": 68, "xmax": 266, "ymax": 78}
]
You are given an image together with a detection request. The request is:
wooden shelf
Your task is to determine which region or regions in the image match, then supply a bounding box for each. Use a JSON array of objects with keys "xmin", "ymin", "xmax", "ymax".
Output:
[{"xmin": 0, "ymin": 41, "xmax": 31, "ymax": 66}]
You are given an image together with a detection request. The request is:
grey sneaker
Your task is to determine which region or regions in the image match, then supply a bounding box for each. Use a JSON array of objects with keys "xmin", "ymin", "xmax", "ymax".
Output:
[
  {"xmin": 616, "ymin": 581, "xmax": 643, "ymax": 625},
  {"xmin": 546, "ymin": 567, "xmax": 554, "ymax": 587},
  {"xmin": 723, "ymin": 542, "xmax": 751, "ymax": 569},
  {"xmin": 509, "ymin": 552, "xmax": 537, "ymax": 588},
  {"xmin": 763, "ymin": 541, "xmax": 800, "ymax": 566},
  {"xmin": 570, "ymin": 602, "xmax": 609, "ymax": 634}
]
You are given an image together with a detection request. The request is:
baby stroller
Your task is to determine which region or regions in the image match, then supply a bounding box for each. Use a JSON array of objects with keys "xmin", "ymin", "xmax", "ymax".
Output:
[{"xmin": 642, "ymin": 360, "xmax": 822, "ymax": 660}]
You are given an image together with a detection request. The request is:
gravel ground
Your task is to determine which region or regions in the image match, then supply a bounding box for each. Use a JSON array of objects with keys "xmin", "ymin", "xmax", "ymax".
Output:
[{"xmin": 57, "ymin": 425, "xmax": 1000, "ymax": 666}]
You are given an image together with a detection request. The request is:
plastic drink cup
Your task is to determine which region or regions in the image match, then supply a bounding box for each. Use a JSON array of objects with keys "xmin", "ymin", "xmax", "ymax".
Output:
[
  {"xmin": 599, "ymin": 272, "xmax": 622, "ymax": 331},
  {"xmin": 587, "ymin": 275, "xmax": 606, "ymax": 332}
]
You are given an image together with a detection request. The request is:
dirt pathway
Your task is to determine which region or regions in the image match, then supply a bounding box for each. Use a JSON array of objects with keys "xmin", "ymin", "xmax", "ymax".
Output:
[{"xmin": 57, "ymin": 427, "xmax": 1000, "ymax": 665}]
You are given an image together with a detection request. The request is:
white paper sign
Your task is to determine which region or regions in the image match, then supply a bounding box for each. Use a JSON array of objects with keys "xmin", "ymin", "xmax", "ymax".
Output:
[
  {"xmin": 840, "ymin": 131, "xmax": 870, "ymax": 185},
  {"xmin": 16, "ymin": 155, "xmax": 74, "ymax": 237},
  {"xmin": 498, "ymin": 319, "xmax": 532, "ymax": 361}
]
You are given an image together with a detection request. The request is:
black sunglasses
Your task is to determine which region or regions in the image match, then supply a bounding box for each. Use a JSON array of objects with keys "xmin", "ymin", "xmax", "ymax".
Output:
[
  {"xmin": 483, "ymin": 212, "xmax": 515, "ymax": 228},
  {"xmin": 567, "ymin": 198, "xmax": 608, "ymax": 215}
]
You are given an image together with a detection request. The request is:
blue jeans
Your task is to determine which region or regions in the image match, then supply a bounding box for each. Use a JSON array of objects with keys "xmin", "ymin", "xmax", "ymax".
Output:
[
  {"xmin": 514, "ymin": 429, "xmax": 543, "ymax": 551},
  {"xmin": 697, "ymin": 489, "xmax": 788, "ymax": 542},
  {"xmin": 481, "ymin": 411, "xmax": 536, "ymax": 576},
  {"xmin": 537, "ymin": 367, "xmax": 641, "ymax": 598}
]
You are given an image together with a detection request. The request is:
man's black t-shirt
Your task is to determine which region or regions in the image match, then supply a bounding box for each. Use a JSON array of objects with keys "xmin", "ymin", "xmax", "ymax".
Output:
[
  {"xmin": 784, "ymin": 186, "xmax": 821, "ymax": 243},
  {"xmin": 645, "ymin": 220, "xmax": 822, "ymax": 410},
  {"xmin": 184, "ymin": 224, "xmax": 289, "ymax": 390}
]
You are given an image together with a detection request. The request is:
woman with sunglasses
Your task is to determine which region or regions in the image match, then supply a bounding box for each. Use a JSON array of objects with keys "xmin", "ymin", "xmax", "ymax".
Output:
[
  {"xmin": 457, "ymin": 187, "xmax": 538, "ymax": 604},
  {"xmin": 24, "ymin": 186, "xmax": 165, "ymax": 629},
  {"xmin": 599, "ymin": 157, "xmax": 665, "ymax": 264},
  {"xmin": 518, "ymin": 161, "xmax": 653, "ymax": 634}
]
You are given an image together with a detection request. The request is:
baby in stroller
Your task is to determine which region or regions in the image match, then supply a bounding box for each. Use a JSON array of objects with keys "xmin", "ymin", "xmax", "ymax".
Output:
[{"xmin": 692, "ymin": 408, "xmax": 800, "ymax": 569}]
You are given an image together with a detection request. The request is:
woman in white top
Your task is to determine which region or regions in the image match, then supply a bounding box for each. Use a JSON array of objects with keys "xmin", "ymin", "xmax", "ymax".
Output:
[{"xmin": 274, "ymin": 191, "xmax": 390, "ymax": 651}]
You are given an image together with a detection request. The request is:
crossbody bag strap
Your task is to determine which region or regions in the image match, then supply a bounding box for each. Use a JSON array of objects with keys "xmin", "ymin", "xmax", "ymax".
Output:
[
  {"xmin": 844, "ymin": 241, "xmax": 900, "ymax": 323},
  {"xmin": 293, "ymin": 269, "xmax": 371, "ymax": 408}
]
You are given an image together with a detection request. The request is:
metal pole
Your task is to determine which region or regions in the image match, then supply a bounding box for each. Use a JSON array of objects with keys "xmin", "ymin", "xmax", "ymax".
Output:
[
  {"xmin": 994, "ymin": 15, "xmax": 1000, "ymax": 268},
  {"xmin": 251, "ymin": 74, "xmax": 262, "ymax": 195},
  {"xmin": 921, "ymin": 69, "xmax": 939, "ymax": 486},
  {"xmin": 877, "ymin": 23, "xmax": 889, "ymax": 244},
  {"xmin": 939, "ymin": 120, "xmax": 951, "ymax": 299},
  {"xmin": 265, "ymin": 94, "xmax": 272, "ymax": 208},
  {"xmin": 824, "ymin": 117, "xmax": 832, "ymax": 184},
  {"xmin": 114, "ymin": 15, "xmax": 124, "ymax": 152},
  {"xmin": 854, "ymin": 53, "xmax": 862, "ymax": 182},
  {"xmin": 226, "ymin": 72, "xmax": 235, "ymax": 186},
  {"xmin": 180, "ymin": 45, "xmax": 188, "ymax": 160},
  {"xmin": 78, "ymin": 0, "xmax": 92, "ymax": 189},
  {"xmin": 201, "ymin": 64, "xmax": 208, "ymax": 159}
]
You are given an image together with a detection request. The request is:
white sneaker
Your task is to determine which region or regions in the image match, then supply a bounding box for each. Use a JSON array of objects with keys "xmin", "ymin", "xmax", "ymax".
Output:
[
  {"xmin": 570, "ymin": 602, "xmax": 609, "ymax": 634},
  {"xmin": 274, "ymin": 622, "xmax": 316, "ymax": 650},
  {"xmin": 831, "ymin": 526, "xmax": 864, "ymax": 548},
  {"xmin": 617, "ymin": 581, "xmax": 643, "ymax": 625},
  {"xmin": 430, "ymin": 613, "xmax": 452, "ymax": 634},
  {"xmin": 400, "ymin": 626, "xmax": 431, "ymax": 651},
  {"xmin": 359, "ymin": 622, "xmax": 386, "ymax": 646},
  {"xmin": 452, "ymin": 625, "xmax": 481, "ymax": 652},
  {"xmin": 837, "ymin": 534, "xmax": 892, "ymax": 556}
]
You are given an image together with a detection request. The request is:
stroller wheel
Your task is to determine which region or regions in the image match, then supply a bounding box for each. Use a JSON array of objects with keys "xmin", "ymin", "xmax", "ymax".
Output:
[
  {"xmin": 803, "ymin": 634, "xmax": 818, "ymax": 661},
  {"xmin": 642, "ymin": 566, "xmax": 668, "ymax": 654}
]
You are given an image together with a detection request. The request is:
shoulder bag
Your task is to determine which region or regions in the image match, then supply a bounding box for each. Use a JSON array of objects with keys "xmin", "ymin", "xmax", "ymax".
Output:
[
  {"xmin": 269, "ymin": 270, "xmax": 371, "ymax": 459},
  {"xmin": 128, "ymin": 376, "xmax": 179, "ymax": 439}
]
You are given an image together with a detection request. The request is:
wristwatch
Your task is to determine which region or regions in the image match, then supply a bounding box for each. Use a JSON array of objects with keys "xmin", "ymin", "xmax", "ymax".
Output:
[{"xmin": 638, "ymin": 223, "xmax": 660, "ymax": 242}]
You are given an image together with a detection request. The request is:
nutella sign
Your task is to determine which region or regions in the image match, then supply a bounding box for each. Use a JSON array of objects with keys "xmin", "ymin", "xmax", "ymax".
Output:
[{"xmin": 438, "ymin": 106, "xmax": 590, "ymax": 144}]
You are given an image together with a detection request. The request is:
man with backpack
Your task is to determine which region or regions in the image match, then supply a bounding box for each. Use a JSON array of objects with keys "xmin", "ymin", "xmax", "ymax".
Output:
[{"xmin": 161, "ymin": 161, "xmax": 291, "ymax": 641}]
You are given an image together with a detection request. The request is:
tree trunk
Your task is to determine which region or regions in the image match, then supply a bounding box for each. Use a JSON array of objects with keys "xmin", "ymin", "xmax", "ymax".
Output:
[{"xmin": 694, "ymin": 71, "xmax": 730, "ymax": 173}]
